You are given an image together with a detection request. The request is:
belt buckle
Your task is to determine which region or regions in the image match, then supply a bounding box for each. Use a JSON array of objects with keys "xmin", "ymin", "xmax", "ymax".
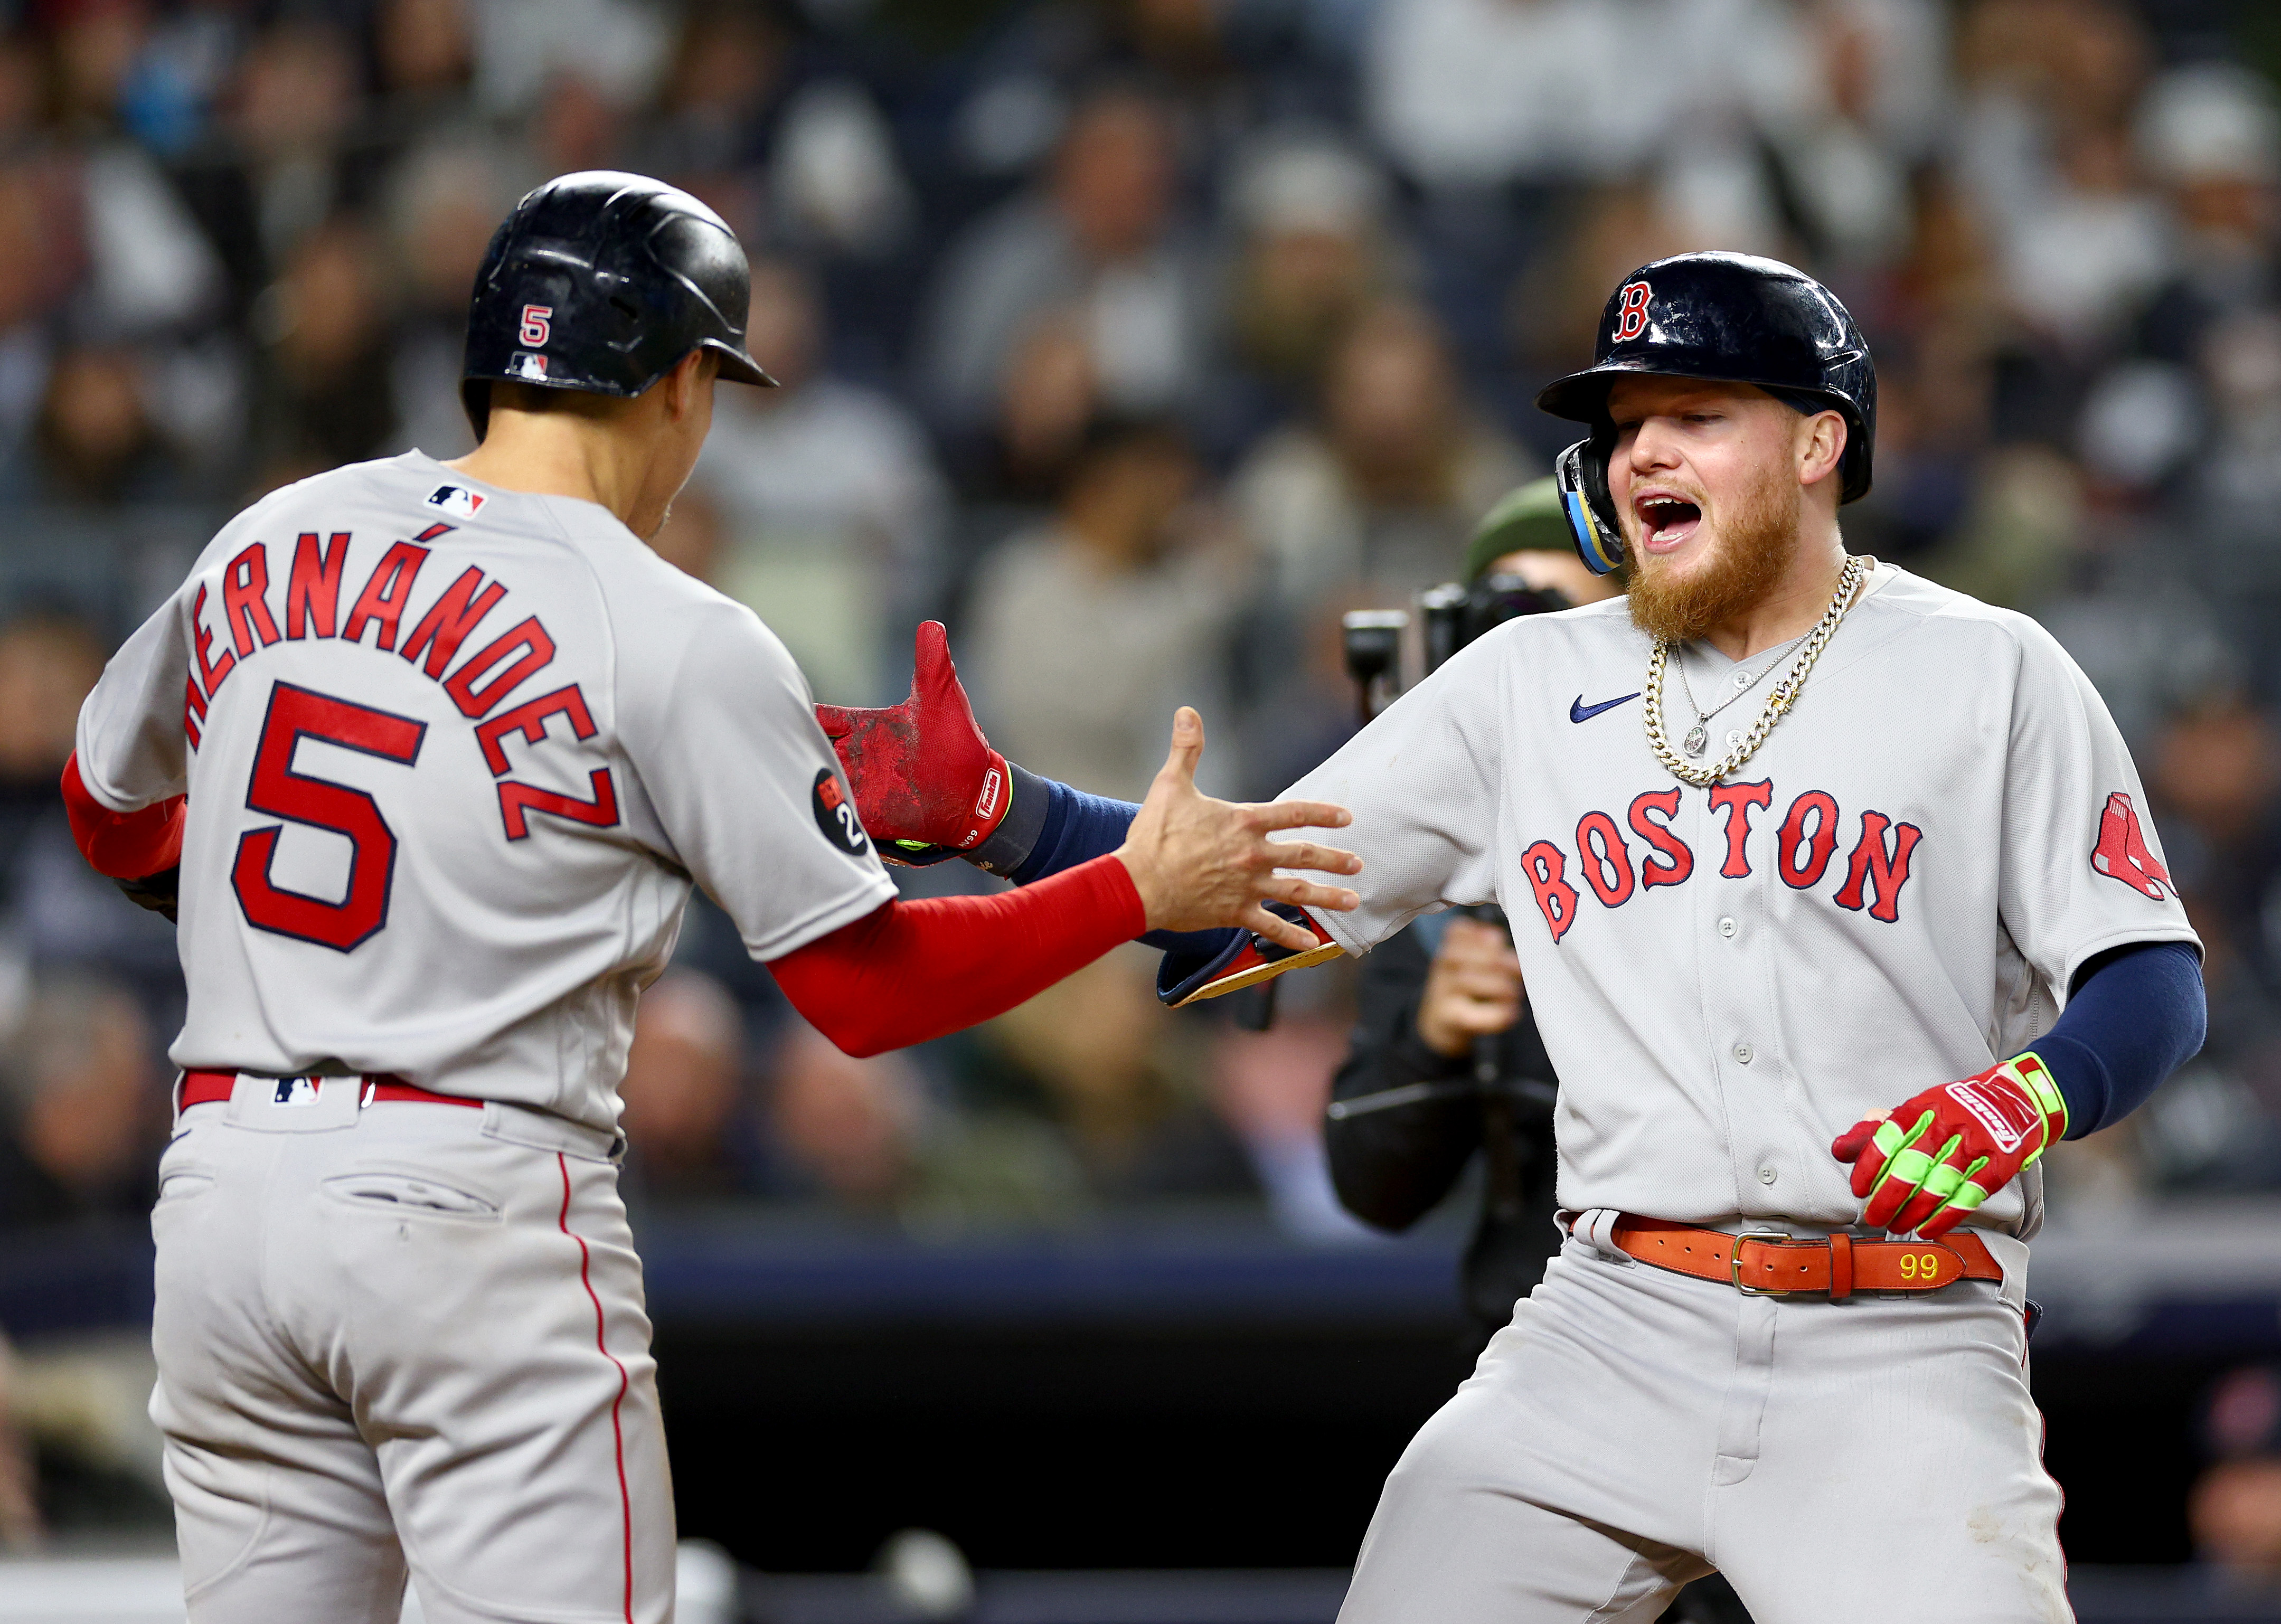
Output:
[{"xmin": 1730, "ymin": 1230, "xmax": 1795, "ymax": 1297}]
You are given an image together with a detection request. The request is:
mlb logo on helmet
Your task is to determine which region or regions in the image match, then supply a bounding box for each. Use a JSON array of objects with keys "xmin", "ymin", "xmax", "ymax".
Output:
[
  {"xmin": 508, "ymin": 352, "xmax": 549, "ymax": 381},
  {"xmin": 426, "ymin": 485, "xmax": 486, "ymax": 521}
]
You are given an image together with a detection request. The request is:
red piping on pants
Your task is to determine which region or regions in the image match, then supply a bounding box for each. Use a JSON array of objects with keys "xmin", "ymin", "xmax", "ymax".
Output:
[{"xmin": 558, "ymin": 1152, "xmax": 634, "ymax": 1623}]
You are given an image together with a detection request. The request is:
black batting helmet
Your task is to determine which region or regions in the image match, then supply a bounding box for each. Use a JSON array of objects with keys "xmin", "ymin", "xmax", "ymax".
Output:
[
  {"xmin": 461, "ymin": 171, "xmax": 776, "ymax": 440},
  {"xmin": 1537, "ymin": 252, "xmax": 1875, "ymax": 574}
]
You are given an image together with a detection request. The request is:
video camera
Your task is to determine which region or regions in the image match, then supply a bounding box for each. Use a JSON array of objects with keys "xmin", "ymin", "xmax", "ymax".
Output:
[
  {"xmin": 1342, "ymin": 573, "xmax": 1573, "ymax": 721},
  {"xmin": 1236, "ymin": 574, "xmax": 1574, "ymax": 1034}
]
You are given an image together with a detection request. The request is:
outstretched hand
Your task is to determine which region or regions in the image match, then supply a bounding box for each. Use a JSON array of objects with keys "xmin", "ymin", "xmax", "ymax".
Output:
[{"xmin": 1114, "ymin": 707, "xmax": 1361, "ymax": 951}]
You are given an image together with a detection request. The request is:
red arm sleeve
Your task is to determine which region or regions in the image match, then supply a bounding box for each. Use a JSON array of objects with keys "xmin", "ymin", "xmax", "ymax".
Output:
[
  {"xmin": 768, "ymin": 853, "xmax": 1147, "ymax": 1057},
  {"xmin": 62, "ymin": 752, "xmax": 185, "ymax": 880}
]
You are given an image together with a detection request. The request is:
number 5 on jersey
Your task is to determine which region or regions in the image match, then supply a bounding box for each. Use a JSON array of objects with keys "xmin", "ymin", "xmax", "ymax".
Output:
[{"xmin": 233, "ymin": 683, "xmax": 425, "ymax": 951}]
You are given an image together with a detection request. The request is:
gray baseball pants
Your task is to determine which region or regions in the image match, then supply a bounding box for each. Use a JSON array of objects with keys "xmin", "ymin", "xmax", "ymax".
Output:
[
  {"xmin": 148, "ymin": 1077, "xmax": 674, "ymax": 1623},
  {"xmin": 1338, "ymin": 1228, "xmax": 2070, "ymax": 1624}
]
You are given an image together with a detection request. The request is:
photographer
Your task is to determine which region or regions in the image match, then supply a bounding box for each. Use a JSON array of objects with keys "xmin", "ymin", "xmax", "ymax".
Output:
[{"xmin": 1324, "ymin": 478, "xmax": 1616, "ymax": 1340}]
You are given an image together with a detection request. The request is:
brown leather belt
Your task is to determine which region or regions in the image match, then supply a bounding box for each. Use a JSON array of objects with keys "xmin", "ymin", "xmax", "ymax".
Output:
[
  {"xmin": 1601, "ymin": 1216, "xmax": 2002, "ymax": 1300},
  {"xmin": 178, "ymin": 1070, "xmax": 479, "ymax": 1111}
]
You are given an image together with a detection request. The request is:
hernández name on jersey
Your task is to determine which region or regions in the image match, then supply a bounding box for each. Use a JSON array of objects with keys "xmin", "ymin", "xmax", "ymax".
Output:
[
  {"xmin": 181, "ymin": 508, "xmax": 609, "ymax": 871},
  {"xmin": 77, "ymin": 450, "xmax": 894, "ymax": 1130}
]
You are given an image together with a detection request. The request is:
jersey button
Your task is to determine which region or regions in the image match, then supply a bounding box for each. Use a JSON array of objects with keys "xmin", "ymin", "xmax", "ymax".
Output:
[
  {"xmin": 1758, "ymin": 1166, "xmax": 1778, "ymax": 1185},
  {"xmin": 1726, "ymin": 730, "xmax": 1744, "ymax": 750},
  {"xmin": 1718, "ymin": 917, "xmax": 1738, "ymax": 938},
  {"xmin": 1733, "ymin": 1043, "xmax": 1755, "ymax": 1064},
  {"xmin": 1731, "ymin": 671, "xmax": 1751, "ymax": 689}
]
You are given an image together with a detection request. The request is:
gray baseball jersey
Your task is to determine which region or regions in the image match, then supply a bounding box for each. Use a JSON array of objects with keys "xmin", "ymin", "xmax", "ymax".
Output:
[
  {"xmin": 76, "ymin": 450, "xmax": 896, "ymax": 1132},
  {"xmin": 1281, "ymin": 562, "xmax": 2198, "ymax": 1245}
]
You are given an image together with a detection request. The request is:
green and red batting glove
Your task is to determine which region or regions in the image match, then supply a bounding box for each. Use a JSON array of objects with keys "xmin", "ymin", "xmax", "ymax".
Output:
[{"xmin": 1830, "ymin": 1054, "xmax": 2068, "ymax": 1239}]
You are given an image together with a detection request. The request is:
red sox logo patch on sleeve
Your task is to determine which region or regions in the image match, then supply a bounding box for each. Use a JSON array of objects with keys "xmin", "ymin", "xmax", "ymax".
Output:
[
  {"xmin": 1613, "ymin": 280, "xmax": 1653, "ymax": 343},
  {"xmin": 2091, "ymin": 791, "xmax": 2174, "ymax": 900}
]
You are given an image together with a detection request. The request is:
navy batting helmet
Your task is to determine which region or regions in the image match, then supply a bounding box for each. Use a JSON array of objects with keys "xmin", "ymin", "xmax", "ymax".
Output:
[
  {"xmin": 461, "ymin": 171, "xmax": 776, "ymax": 440},
  {"xmin": 1537, "ymin": 252, "xmax": 1876, "ymax": 574}
]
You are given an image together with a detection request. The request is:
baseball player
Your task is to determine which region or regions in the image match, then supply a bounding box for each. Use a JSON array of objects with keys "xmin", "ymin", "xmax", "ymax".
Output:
[
  {"xmin": 58, "ymin": 172, "xmax": 1362, "ymax": 1624},
  {"xmin": 824, "ymin": 254, "xmax": 2210, "ymax": 1620}
]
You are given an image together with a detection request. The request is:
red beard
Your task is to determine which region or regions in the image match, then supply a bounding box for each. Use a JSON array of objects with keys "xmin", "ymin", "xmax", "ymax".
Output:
[{"xmin": 1626, "ymin": 460, "xmax": 1803, "ymax": 644}]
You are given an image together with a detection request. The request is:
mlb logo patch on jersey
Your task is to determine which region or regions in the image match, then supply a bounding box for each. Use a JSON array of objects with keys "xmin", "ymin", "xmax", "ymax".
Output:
[
  {"xmin": 271, "ymin": 1078, "xmax": 321, "ymax": 1108},
  {"xmin": 426, "ymin": 484, "xmax": 486, "ymax": 521}
]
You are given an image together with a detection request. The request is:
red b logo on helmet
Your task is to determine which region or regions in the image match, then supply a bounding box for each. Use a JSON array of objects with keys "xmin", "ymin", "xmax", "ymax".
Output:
[{"xmin": 1613, "ymin": 280, "xmax": 1653, "ymax": 343}]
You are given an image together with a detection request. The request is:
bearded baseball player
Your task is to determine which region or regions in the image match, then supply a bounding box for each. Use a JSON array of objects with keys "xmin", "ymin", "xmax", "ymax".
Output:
[
  {"xmin": 824, "ymin": 253, "xmax": 2208, "ymax": 1621},
  {"xmin": 58, "ymin": 172, "xmax": 1361, "ymax": 1624}
]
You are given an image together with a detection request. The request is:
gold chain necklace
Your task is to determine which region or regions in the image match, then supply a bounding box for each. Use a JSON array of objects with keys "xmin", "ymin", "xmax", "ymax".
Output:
[{"xmin": 1643, "ymin": 555, "xmax": 1871, "ymax": 788}]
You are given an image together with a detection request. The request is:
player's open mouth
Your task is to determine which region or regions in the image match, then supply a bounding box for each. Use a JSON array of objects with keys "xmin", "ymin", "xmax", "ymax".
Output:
[{"xmin": 1635, "ymin": 493, "xmax": 1702, "ymax": 551}]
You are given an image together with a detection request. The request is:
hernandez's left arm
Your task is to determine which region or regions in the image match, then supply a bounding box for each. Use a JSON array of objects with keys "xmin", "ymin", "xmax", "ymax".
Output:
[
  {"xmin": 1832, "ymin": 619, "xmax": 2205, "ymax": 1238},
  {"xmin": 64, "ymin": 572, "xmax": 202, "ymax": 918},
  {"xmin": 63, "ymin": 756, "xmax": 184, "ymax": 917}
]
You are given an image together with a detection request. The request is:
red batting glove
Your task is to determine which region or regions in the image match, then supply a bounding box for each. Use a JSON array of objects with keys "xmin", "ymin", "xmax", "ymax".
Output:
[
  {"xmin": 1831, "ymin": 1053, "xmax": 2068, "ymax": 1239},
  {"xmin": 815, "ymin": 621, "xmax": 1012, "ymax": 860}
]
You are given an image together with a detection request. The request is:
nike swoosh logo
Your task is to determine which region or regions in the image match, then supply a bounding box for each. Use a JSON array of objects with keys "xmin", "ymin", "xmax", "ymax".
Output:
[{"xmin": 1570, "ymin": 692, "xmax": 1641, "ymax": 723}]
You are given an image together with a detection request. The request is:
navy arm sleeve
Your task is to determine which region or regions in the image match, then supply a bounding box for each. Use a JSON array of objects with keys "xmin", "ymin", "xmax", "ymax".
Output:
[
  {"xmin": 2033, "ymin": 940, "xmax": 2206, "ymax": 1138},
  {"xmin": 991, "ymin": 769, "xmax": 1237, "ymax": 959},
  {"xmin": 1004, "ymin": 773, "xmax": 1137, "ymax": 884}
]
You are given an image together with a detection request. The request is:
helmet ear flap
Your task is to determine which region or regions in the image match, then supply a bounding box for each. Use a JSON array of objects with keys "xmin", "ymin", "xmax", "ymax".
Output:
[{"xmin": 1556, "ymin": 437, "xmax": 1625, "ymax": 575}]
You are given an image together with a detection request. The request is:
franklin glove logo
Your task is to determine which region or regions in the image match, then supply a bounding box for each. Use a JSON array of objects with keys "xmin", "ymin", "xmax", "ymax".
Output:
[
  {"xmin": 959, "ymin": 766, "xmax": 1004, "ymax": 849},
  {"xmin": 1945, "ymin": 1073, "xmax": 2040, "ymax": 1154}
]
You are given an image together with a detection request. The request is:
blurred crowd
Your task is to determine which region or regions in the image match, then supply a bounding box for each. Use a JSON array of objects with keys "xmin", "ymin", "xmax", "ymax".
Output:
[{"xmin": 0, "ymin": 0, "xmax": 2277, "ymax": 1302}]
